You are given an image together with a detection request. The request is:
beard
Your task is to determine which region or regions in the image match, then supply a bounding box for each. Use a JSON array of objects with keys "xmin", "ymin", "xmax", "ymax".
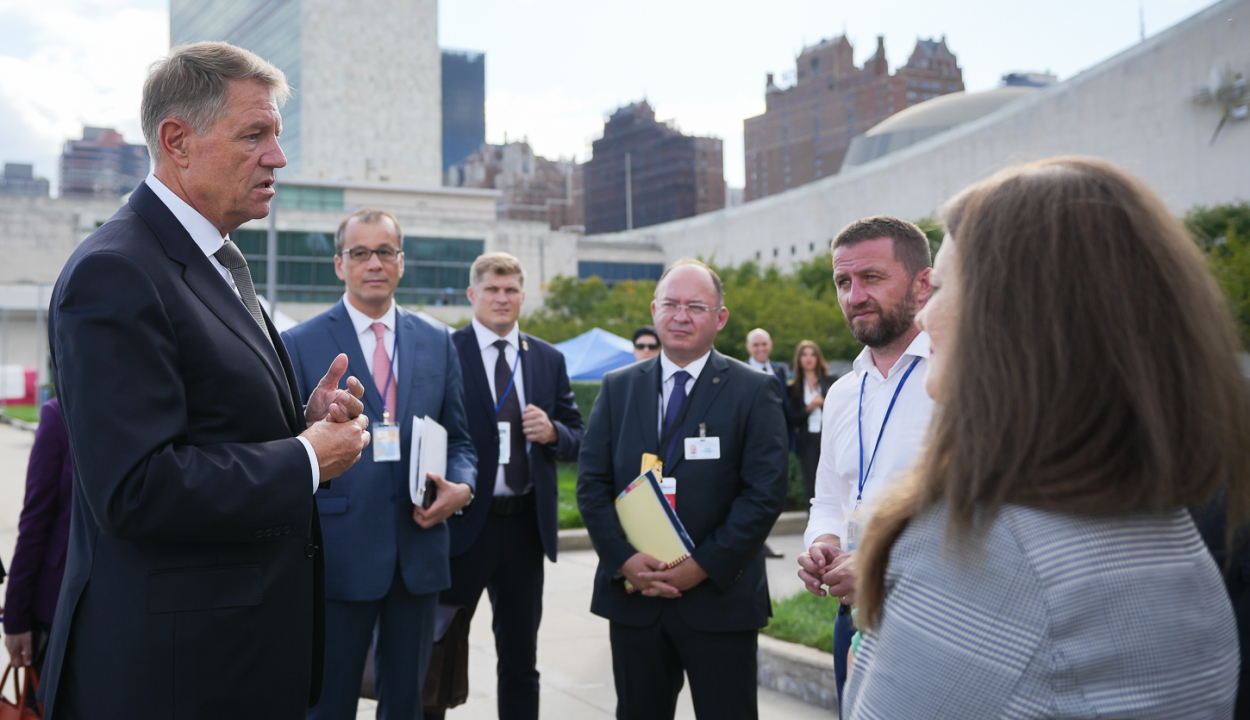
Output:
[{"xmin": 846, "ymin": 288, "xmax": 917, "ymax": 348}]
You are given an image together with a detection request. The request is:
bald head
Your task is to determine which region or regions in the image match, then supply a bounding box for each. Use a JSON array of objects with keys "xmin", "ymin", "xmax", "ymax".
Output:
[{"xmin": 747, "ymin": 328, "xmax": 773, "ymax": 364}]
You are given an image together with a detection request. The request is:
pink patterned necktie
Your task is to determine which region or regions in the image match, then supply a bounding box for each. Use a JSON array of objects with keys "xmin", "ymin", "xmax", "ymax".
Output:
[{"xmin": 371, "ymin": 322, "xmax": 398, "ymax": 422}]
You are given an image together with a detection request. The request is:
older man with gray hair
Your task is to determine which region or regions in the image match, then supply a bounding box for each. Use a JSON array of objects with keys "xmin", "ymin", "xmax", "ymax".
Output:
[{"xmin": 42, "ymin": 42, "xmax": 371, "ymax": 719}]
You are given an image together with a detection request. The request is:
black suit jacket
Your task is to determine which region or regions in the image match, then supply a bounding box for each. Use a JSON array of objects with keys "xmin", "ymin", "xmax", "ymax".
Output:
[
  {"xmin": 42, "ymin": 182, "xmax": 325, "ymax": 720},
  {"xmin": 576, "ymin": 350, "xmax": 789, "ymax": 632},
  {"xmin": 448, "ymin": 325, "xmax": 584, "ymax": 561},
  {"xmin": 788, "ymin": 374, "xmax": 837, "ymax": 455}
]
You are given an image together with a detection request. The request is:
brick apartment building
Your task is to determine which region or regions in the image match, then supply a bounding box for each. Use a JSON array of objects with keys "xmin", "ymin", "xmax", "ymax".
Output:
[
  {"xmin": 744, "ymin": 35, "xmax": 963, "ymax": 201},
  {"xmin": 585, "ymin": 101, "xmax": 724, "ymax": 234},
  {"xmin": 60, "ymin": 127, "xmax": 150, "ymax": 199}
]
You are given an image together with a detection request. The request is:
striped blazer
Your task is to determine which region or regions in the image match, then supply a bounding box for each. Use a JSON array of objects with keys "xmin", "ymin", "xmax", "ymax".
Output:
[{"xmin": 845, "ymin": 503, "xmax": 1238, "ymax": 719}]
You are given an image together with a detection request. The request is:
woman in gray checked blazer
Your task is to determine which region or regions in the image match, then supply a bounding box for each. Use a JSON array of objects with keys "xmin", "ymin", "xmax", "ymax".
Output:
[{"xmin": 845, "ymin": 157, "xmax": 1250, "ymax": 719}]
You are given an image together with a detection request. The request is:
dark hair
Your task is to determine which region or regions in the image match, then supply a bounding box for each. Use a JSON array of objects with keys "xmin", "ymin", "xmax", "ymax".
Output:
[
  {"xmin": 788, "ymin": 340, "xmax": 830, "ymax": 406},
  {"xmin": 832, "ymin": 215, "xmax": 931, "ymax": 277},
  {"xmin": 335, "ymin": 208, "xmax": 402, "ymax": 253},
  {"xmin": 633, "ymin": 326, "xmax": 659, "ymax": 344},
  {"xmin": 858, "ymin": 157, "xmax": 1250, "ymax": 629},
  {"xmin": 656, "ymin": 258, "xmax": 724, "ymax": 307}
]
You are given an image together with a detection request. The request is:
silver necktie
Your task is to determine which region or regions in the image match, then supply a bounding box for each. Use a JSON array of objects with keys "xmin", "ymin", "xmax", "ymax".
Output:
[{"xmin": 214, "ymin": 238, "xmax": 273, "ymax": 344}]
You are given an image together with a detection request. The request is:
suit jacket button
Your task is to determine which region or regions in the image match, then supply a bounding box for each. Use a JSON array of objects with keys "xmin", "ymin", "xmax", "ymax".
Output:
[
  {"xmin": 254, "ymin": 530, "xmax": 263, "ymax": 539},
  {"xmin": 305, "ymin": 543, "xmax": 316, "ymax": 558},
  {"xmin": 283, "ymin": 526, "xmax": 291, "ymax": 535},
  {"xmin": 264, "ymin": 528, "xmax": 273, "ymax": 537}
]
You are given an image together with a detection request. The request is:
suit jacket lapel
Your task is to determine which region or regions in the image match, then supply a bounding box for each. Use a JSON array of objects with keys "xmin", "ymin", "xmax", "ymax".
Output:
[
  {"xmin": 131, "ymin": 184, "xmax": 294, "ymax": 414},
  {"xmin": 326, "ymin": 300, "xmax": 383, "ymax": 423},
  {"xmin": 395, "ymin": 309, "xmax": 419, "ymax": 427},
  {"xmin": 454, "ymin": 326, "xmax": 495, "ymax": 420},
  {"xmin": 632, "ymin": 358, "xmax": 662, "ymax": 464},
  {"xmin": 666, "ymin": 350, "xmax": 730, "ymax": 475}
]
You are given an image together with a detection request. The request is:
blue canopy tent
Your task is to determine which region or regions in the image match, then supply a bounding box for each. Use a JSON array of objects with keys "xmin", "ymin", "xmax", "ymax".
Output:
[{"xmin": 555, "ymin": 328, "xmax": 636, "ymax": 381}]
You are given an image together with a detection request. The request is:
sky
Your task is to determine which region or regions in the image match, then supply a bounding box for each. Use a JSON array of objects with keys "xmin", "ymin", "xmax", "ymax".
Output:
[{"xmin": 0, "ymin": 0, "xmax": 1218, "ymax": 194}]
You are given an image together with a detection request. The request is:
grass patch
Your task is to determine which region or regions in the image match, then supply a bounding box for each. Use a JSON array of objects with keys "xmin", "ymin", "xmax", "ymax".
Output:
[
  {"xmin": 3, "ymin": 405, "xmax": 38, "ymax": 423},
  {"xmin": 763, "ymin": 590, "xmax": 838, "ymax": 653},
  {"xmin": 557, "ymin": 462, "xmax": 584, "ymax": 529}
]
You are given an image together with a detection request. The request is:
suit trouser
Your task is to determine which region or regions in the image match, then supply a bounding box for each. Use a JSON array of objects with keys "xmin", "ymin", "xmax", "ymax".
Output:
[
  {"xmin": 609, "ymin": 602, "xmax": 759, "ymax": 720},
  {"xmin": 833, "ymin": 602, "xmax": 854, "ymax": 714},
  {"xmin": 308, "ymin": 566, "xmax": 438, "ymax": 720},
  {"xmin": 430, "ymin": 496, "xmax": 544, "ymax": 720}
]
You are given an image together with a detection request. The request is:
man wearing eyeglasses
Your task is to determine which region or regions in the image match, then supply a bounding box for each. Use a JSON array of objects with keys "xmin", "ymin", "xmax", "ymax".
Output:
[
  {"xmin": 281, "ymin": 208, "xmax": 477, "ymax": 720},
  {"xmin": 577, "ymin": 258, "xmax": 789, "ymax": 719}
]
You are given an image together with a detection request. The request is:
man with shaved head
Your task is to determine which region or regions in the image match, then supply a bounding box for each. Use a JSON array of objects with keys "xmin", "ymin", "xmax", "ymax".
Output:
[{"xmin": 578, "ymin": 258, "xmax": 789, "ymax": 719}]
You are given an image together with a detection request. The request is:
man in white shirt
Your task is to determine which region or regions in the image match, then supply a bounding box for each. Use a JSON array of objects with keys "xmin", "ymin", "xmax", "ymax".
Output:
[{"xmin": 797, "ymin": 216, "xmax": 936, "ymax": 711}]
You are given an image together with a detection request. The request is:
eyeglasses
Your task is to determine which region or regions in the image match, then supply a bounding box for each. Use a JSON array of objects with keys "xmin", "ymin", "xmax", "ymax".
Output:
[
  {"xmin": 634, "ymin": 342, "xmax": 660, "ymax": 350},
  {"xmin": 655, "ymin": 301, "xmax": 719, "ymax": 316},
  {"xmin": 341, "ymin": 247, "xmax": 403, "ymax": 263}
]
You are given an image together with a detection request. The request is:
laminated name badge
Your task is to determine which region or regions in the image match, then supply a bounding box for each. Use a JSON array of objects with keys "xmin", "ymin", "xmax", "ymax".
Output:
[
  {"xmin": 684, "ymin": 423, "xmax": 720, "ymax": 460},
  {"xmin": 373, "ymin": 423, "xmax": 401, "ymax": 462},
  {"xmin": 497, "ymin": 421, "xmax": 511, "ymax": 465}
]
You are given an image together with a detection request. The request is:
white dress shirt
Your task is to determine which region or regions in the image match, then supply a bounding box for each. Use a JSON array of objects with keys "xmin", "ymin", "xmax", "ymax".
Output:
[
  {"xmin": 657, "ymin": 350, "xmax": 710, "ymax": 434},
  {"xmin": 747, "ymin": 358, "xmax": 772, "ymax": 373},
  {"xmin": 341, "ymin": 295, "xmax": 397, "ymax": 377},
  {"xmin": 804, "ymin": 332, "xmax": 935, "ymax": 547},
  {"xmin": 471, "ymin": 317, "xmax": 528, "ymax": 497},
  {"xmin": 803, "ymin": 381, "xmax": 822, "ymax": 433},
  {"xmin": 145, "ymin": 174, "xmax": 321, "ymax": 490}
]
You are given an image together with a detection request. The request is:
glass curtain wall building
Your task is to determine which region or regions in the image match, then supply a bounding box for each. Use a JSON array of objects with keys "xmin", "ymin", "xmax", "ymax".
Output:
[
  {"xmin": 441, "ymin": 50, "xmax": 486, "ymax": 175},
  {"xmin": 171, "ymin": 0, "xmax": 304, "ymax": 176}
]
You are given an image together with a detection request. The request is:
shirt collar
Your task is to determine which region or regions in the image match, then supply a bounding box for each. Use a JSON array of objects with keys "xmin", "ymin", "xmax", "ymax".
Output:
[
  {"xmin": 472, "ymin": 316, "xmax": 520, "ymax": 352},
  {"xmin": 853, "ymin": 331, "xmax": 930, "ymax": 380},
  {"xmin": 145, "ymin": 173, "xmax": 227, "ymax": 259},
  {"xmin": 748, "ymin": 358, "xmax": 771, "ymax": 371},
  {"xmin": 660, "ymin": 349, "xmax": 711, "ymax": 384},
  {"xmin": 341, "ymin": 294, "xmax": 397, "ymax": 337}
]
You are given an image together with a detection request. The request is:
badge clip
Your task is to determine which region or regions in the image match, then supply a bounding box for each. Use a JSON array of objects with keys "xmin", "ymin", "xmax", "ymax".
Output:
[{"xmin": 699, "ymin": 422, "xmax": 707, "ymax": 438}]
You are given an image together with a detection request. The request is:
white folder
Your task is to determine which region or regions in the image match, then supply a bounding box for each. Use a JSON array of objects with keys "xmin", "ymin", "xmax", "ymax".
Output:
[{"xmin": 409, "ymin": 415, "xmax": 448, "ymax": 505}]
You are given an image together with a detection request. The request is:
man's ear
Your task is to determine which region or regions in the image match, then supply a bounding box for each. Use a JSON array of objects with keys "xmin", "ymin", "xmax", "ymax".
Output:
[
  {"xmin": 912, "ymin": 267, "xmax": 933, "ymax": 308},
  {"xmin": 159, "ymin": 118, "xmax": 194, "ymax": 170}
]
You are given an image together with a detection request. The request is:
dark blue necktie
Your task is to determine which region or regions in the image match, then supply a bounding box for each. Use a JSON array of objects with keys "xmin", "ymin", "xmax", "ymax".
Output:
[{"xmin": 662, "ymin": 370, "xmax": 690, "ymax": 465}]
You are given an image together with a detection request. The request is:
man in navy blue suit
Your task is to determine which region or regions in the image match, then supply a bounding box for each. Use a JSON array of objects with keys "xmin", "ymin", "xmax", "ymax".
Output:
[
  {"xmin": 429, "ymin": 252, "xmax": 584, "ymax": 720},
  {"xmin": 282, "ymin": 209, "xmax": 477, "ymax": 720}
]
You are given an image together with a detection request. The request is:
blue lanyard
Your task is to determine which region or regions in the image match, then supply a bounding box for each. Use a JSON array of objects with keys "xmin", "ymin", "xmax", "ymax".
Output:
[
  {"xmin": 494, "ymin": 344, "xmax": 521, "ymax": 415},
  {"xmin": 379, "ymin": 324, "xmax": 399, "ymax": 422},
  {"xmin": 857, "ymin": 357, "xmax": 921, "ymax": 502}
]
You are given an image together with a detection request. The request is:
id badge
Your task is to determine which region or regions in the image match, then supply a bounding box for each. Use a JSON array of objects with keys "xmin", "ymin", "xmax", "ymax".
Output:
[
  {"xmin": 373, "ymin": 424, "xmax": 401, "ymax": 462},
  {"xmin": 658, "ymin": 476, "xmax": 677, "ymax": 509},
  {"xmin": 684, "ymin": 436, "xmax": 721, "ymax": 460},
  {"xmin": 844, "ymin": 504, "xmax": 864, "ymax": 552},
  {"xmin": 497, "ymin": 421, "xmax": 511, "ymax": 465}
]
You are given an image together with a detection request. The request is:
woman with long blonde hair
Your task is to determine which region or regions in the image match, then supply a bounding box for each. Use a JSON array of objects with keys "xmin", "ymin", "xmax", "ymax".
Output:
[{"xmin": 844, "ymin": 157, "xmax": 1250, "ymax": 718}]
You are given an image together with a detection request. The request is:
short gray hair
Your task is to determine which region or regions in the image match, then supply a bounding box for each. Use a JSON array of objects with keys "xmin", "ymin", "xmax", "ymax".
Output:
[
  {"xmin": 655, "ymin": 258, "xmax": 724, "ymax": 307},
  {"xmin": 142, "ymin": 42, "xmax": 291, "ymax": 163}
]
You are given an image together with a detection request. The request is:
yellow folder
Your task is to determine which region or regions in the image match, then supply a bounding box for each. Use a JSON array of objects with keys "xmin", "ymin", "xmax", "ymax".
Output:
[{"xmin": 615, "ymin": 469, "xmax": 695, "ymax": 570}]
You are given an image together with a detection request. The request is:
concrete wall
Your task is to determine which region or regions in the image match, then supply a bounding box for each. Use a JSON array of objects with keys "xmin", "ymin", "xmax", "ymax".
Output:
[
  {"xmin": 589, "ymin": 0, "xmax": 1250, "ymax": 270},
  {"xmin": 300, "ymin": 0, "xmax": 442, "ymax": 186},
  {"xmin": 0, "ymin": 195, "xmax": 122, "ymax": 283}
]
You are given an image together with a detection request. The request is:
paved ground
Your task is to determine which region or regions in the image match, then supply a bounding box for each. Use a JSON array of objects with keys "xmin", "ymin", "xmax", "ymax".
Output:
[{"xmin": 0, "ymin": 422, "xmax": 833, "ymax": 718}]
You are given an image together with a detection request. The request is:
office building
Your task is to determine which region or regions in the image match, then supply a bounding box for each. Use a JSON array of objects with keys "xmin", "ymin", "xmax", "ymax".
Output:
[
  {"xmin": 584, "ymin": 101, "xmax": 724, "ymax": 234},
  {"xmin": 171, "ymin": 0, "xmax": 442, "ymax": 186},
  {"xmin": 448, "ymin": 141, "xmax": 584, "ymax": 230},
  {"xmin": 0, "ymin": 164, "xmax": 50, "ymax": 197},
  {"xmin": 60, "ymin": 128, "xmax": 149, "ymax": 199},
  {"xmin": 744, "ymin": 34, "xmax": 964, "ymax": 201},
  {"xmin": 442, "ymin": 49, "xmax": 486, "ymax": 174}
]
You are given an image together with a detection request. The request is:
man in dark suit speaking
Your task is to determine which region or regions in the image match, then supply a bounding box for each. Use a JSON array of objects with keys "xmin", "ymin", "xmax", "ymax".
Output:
[
  {"xmin": 577, "ymin": 259, "xmax": 789, "ymax": 720},
  {"xmin": 42, "ymin": 42, "xmax": 371, "ymax": 719}
]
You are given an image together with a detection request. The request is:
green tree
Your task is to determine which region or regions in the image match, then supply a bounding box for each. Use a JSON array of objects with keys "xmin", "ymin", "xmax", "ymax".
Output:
[{"xmin": 1187, "ymin": 203, "xmax": 1250, "ymax": 349}]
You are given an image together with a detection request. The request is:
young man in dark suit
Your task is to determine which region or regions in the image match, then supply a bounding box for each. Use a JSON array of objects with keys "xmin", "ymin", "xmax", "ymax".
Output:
[
  {"xmin": 282, "ymin": 209, "xmax": 478, "ymax": 720},
  {"xmin": 431, "ymin": 252, "xmax": 584, "ymax": 720},
  {"xmin": 577, "ymin": 259, "xmax": 789, "ymax": 719},
  {"xmin": 42, "ymin": 42, "xmax": 370, "ymax": 719}
]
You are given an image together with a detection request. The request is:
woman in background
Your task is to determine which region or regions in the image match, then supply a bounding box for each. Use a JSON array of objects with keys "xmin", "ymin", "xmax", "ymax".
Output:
[
  {"xmin": 845, "ymin": 157, "xmax": 1250, "ymax": 719},
  {"xmin": 788, "ymin": 340, "xmax": 836, "ymax": 506}
]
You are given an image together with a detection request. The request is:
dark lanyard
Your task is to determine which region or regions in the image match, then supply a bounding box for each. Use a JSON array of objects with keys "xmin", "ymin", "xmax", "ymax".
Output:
[
  {"xmin": 379, "ymin": 323, "xmax": 399, "ymax": 422},
  {"xmin": 494, "ymin": 344, "xmax": 521, "ymax": 415},
  {"xmin": 857, "ymin": 357, "xmax": 921, "ymax": 502}
]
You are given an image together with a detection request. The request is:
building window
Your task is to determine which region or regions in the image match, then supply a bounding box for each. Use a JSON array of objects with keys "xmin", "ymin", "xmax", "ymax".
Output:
[
  {"xmin": 772, "ymin": 248, "xmax": 779, "ymax": 258},
  {"xmin": 577, "ymin": 261, "xmax": 664, "ymax": 287},
  {"xmin": 235, "ymin": 230, "xmax": 482, "ymax": 305},
  {"xmin": 808, "ymin": 242, "xmax": 815, "ymax": 252},
  {"xmin": 790, "ymin": 245, "xmax": 796, "ymax": 255},
  {"xmin": 276, "ymin": 185, "xmax": 345, "ymax": 212}
]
